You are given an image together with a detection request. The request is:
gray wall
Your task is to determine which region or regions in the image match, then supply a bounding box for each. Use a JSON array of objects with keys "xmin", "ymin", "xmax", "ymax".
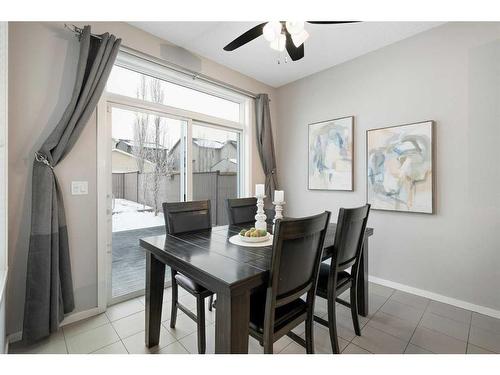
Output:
[{"xmin": 276, "ymin": 22, "xmax": 500, "ymax": 312}]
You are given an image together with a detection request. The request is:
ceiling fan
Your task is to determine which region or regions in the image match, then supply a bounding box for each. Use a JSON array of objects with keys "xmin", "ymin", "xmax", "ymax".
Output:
[{"xmin": 223, "ymin": 21, "xmax": 360, "ymax": 62}]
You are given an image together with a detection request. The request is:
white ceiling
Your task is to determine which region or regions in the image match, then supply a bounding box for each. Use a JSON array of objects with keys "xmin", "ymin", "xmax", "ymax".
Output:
[{"xmin": 129, "ymin": 22, "xmax": 444, "ymax": 88}]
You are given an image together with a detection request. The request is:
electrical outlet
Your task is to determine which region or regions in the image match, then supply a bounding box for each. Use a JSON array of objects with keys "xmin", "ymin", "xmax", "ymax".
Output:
[{"xmin": 71, "ymin": 181, "xmax": 88, "ymax": 195}]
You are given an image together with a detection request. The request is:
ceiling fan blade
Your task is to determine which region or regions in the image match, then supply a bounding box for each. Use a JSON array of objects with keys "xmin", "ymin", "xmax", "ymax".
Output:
[
  {"xmin": 223, "ymin": 23, "xmax": 267, "ymax": 51},
  {"xmin": 285, "ymin": 33, "xmax": 304, "ymax": 61},
  {"xmin": 307, "ymin": 21, "xmax": 361, "ymax": 24}
]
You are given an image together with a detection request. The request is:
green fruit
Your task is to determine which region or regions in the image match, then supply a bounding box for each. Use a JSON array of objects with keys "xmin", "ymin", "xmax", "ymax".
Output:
[
  {"xmin": 239, "ymin": 229, "xmax": 246, "ymax": 236},
  {"xmin": 250, "ymin": 227, "xmax": 255, "ymax": 231},
  {"xmin": 258, "ymin": 230, "xmax": 267, "ymax": 237},
  {"xmin": 251, "ymin": 231, "xmax": 259, "ymax": 237}
]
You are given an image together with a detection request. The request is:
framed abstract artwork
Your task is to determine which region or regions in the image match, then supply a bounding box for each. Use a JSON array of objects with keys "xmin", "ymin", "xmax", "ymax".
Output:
[
  {"xmin": 308, "ymin": 116, "xmax": 354, "ymax": 191},
  {"xmin": 366, "ymin": 120, "xmax": 434, "ymax": 214}
]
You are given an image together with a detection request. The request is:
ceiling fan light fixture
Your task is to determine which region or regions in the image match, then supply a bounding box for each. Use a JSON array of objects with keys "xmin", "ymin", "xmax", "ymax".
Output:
[
  {"xmin": 269, "ymin": 33, "xmax": 286, "ymax": 52},
  {"xmin": 291, "ymin": 29, "xmax": 309, "ymax": 48},
  {"xmin": 263, "ymin": 21, "xmax": 283, "ymax": 42},
  {"xmin": 285, "ymin": 21, "xmax": 305, "ymax": 35}
]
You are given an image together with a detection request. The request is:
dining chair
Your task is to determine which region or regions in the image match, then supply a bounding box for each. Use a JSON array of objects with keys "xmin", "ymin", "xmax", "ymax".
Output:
[
  {"xmin": 162, "ymin": 200, "xmax": 215, "ymax": 354},
  {"xmin": 226, "ymin": 197, "xmax": 275, "ymax": 225},
  {"xmin": 226, "ymin": 197, "xmax": 257, "ymax": 225},
  {"xmin": 248, "ymin": 211, "xmax": 331, "ymax": 354},
  {"xmin": 314, "ymin": 204, "xmax": 371, "ymax": 354}
]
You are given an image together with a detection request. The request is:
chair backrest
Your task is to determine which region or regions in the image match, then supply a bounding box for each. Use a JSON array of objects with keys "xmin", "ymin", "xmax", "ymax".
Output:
[
  {"xmin": 331, "ymin": 204, "xmax": 371, "ymax": 271},
  {"xmin": 269, "ymin": 211, "xmax": 331, "ymax": 304},
  {"xmin": 226, "ymin": 197, "xmax": 257, "ymax": 225},
  {"xmin": 162, "ymin": 200, "xmax": 212, "ymax": 235}
]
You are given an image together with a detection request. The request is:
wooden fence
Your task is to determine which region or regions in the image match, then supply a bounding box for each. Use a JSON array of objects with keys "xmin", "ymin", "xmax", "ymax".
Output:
[{"xmin": 112, "ymin": 171, "xmax": 237, "ymax": 225}]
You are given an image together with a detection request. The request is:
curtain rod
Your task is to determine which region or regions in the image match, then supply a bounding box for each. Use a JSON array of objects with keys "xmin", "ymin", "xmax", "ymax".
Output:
[{"xmin": 64, "ymin": 23, "xmax": 261, "ymax": 101}]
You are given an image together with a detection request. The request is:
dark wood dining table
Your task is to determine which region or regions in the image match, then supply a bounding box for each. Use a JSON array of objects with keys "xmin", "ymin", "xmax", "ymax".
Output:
[{"xmin": 139, "ymin": 222, "xmax": 374, "ymax": 354}]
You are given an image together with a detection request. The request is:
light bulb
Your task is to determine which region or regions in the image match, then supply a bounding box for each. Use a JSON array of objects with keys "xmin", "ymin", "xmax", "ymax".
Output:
[
  {"xmin": 291, "ymin": 29, "xmax": 309, "ymax": 47},
  {"xmin": 270, "ymin": 33, "xmax": 286, "ymax": 52},
  {"xmin": 263, "ymin": 21, "xmax": 282, "ymax": 42},
  {"xmin": 285, "ymin": 21, "xmax": 305, "ymax": 35}
]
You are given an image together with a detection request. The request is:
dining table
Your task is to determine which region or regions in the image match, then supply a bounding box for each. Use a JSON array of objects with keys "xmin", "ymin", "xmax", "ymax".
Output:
[{"xmin": 139, "ymin": 222, "xmax": 374, "ymax": 354}]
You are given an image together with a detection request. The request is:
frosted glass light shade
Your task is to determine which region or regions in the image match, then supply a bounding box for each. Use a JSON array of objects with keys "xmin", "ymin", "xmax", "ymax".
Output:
[
  {"xmin": 263, "ymin": 21, "xmax": 282, "ymax": 42},
  {"xmin": 270, "ymin": 33, "xmax": 286, "ymax": 51},
  {"xmin": 285, "ymin": 21, "xmax": 305, "ymax": 35},
  {"xmin": 291, "ymin": 29, "xmax": 309, "ymax": 47}
]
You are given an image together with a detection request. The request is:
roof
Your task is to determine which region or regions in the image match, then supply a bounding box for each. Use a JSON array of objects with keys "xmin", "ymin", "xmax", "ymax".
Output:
[
  {"xmin": 118, "ymin": 139, "xmax": 169, "ymax": 150},
  {"xmin": 193, "ymin": 138, "xmax": 224, "ymax": 149},
  {"xmin": 169, "ymin": 137, "xmax": 237, "ymax": 154}
]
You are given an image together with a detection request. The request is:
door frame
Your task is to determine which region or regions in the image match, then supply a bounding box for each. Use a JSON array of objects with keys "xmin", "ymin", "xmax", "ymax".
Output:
[{"xmin": 98, "ymin": 100, "xmax": 192, "ymax": 307}]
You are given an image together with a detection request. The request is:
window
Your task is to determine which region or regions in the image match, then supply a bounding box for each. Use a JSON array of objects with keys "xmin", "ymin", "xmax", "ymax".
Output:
[{"xmin": 107, "ymin": 66, "xmax": 241, "ymax": 122}]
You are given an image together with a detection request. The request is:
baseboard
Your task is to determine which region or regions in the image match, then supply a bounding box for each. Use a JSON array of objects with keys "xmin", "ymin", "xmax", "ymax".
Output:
[
  {"xmin": 369, "ymin": 275, "xmax": 500, "ymax": 319},
  {"xmin": 6, "ymin": 306, "xmax": 103, "ymax": 346}
]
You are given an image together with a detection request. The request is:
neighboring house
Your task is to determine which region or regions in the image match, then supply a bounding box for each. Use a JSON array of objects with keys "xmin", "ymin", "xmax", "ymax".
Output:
[
  {"xmin": 115, "ymin": 139, "xmax": 169, "ymax": 165},
  {"xmin": 169, "ymin": 138, "xmax": 238, "ymax": 172},
  {"xmin": 112, "ymin": 148, "xmax": 155, "ymax": 173}
]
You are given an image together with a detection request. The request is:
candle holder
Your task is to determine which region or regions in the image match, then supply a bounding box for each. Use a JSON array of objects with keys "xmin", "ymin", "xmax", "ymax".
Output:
[
  {"xmin": 254, "ymin": 196, "xmax": 267, "ymax": 231},
  {"xmin": 272, "ymin": 201, "xmax": 285, "ymax": 234}
]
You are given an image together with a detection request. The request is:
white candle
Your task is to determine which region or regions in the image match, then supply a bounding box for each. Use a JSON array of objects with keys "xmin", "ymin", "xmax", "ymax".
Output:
[
  {"xmin": 255, "ymin": 184, "xmax": 265, "ymax": 198},
  {"xmin": 274, "ymin": 190, "xmax": 284, "ymax": 203}
]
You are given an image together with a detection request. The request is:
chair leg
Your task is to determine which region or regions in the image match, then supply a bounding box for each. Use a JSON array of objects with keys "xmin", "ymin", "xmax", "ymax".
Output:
[
  {"xmin": 305, "ymin": 312, "xmax": 315, "ymax": 354},
  {"xmin": 170, "ymin": 270, "xmax": 178, "ymax": 329},
  {"xmin": 327, "ymin": 294, "xmax": 340, "ymax": 354},
  {"xmin": 350, "ymin": 282, "xmax": 361, "ymax": 336},
  {"xmin": 208, "ymin": 294, "xmax": 214, "ymax": 312},
  {"xmin": 196, "ymin": 295, "xmax": 206, "ymax": 354},
  {"xmin": 263, "ymin": 338, "xmax": 273, "ymax": 354}
]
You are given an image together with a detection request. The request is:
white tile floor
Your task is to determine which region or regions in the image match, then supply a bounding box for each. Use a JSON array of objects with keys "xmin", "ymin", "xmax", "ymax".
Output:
[{"xmin": 9, "ymin": 282, "xmax": 500, "ymax": 354}]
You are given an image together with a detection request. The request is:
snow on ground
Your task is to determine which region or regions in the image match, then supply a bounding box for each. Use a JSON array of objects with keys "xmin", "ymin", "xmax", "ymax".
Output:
[{"xmin": 112, "ymin": 198, "xmax": 165, "ymax": 232}]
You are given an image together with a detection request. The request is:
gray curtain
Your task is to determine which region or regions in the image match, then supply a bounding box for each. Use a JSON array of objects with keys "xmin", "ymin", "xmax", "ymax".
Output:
[
  {"xmin": 23, "ymin": 26, "xmax": 121, "ymax": 343},
  {"xmin": 255, "ymin": 94, "xmax": 278, "ymax": 208}
]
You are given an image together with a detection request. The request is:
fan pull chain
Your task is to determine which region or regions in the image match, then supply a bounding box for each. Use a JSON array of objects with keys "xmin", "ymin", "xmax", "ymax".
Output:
[{"xmin": 277, "ymin": 54, "xmax": 288, "ymax": 65}]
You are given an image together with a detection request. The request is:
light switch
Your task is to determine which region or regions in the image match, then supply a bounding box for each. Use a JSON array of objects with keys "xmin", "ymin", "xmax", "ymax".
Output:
[{"xmin": 71, "ymin": 181, "xmax": 88, "ymax": 195}]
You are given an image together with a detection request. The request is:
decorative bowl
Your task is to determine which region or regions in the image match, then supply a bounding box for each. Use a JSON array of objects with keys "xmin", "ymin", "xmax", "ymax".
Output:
[{"xmin": 238, "ymin": 233, "xmax": 271, "ymax": 243}]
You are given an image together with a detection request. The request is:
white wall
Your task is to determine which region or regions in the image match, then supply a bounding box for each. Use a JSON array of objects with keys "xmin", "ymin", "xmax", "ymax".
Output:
[
  {"xmin": 276, "ymin": 22, "xmax": 500, "ymax": 314},
  {"xmin": 7, "ymin": 22, "xmax": 277, "ymax": 336}
]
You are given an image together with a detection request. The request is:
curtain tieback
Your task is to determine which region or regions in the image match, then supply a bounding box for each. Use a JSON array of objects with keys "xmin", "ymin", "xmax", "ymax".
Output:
[{"xmin": 34, "ymin": 152, "xmax": 54, "ymax": 170}]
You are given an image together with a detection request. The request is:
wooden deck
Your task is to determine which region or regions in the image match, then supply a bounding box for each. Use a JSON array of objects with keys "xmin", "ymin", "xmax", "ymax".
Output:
[{"xmin": 112, "ymin": 226, "xmax": 169, "ymax": 298}]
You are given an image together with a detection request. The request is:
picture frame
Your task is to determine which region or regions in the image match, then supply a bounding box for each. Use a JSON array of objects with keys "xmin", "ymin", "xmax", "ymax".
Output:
[
  {"xmin": 308, "ymin": 116, "xmax": 354, "ymax": 191},
  {"xmin": 366, "ymin": 120, "xmax": 435, "ymax": 214}
]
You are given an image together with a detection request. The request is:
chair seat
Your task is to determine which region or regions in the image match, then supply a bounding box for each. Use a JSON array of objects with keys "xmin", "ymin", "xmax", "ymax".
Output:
[
  {"xmin": 316, "ymin": 263, "xmax": 352, "ymax": 294},
  {"xmin": 249, "ymin": 288, "xmax": 307, "ymax": 333},
  {"xmin": 175, "ymin": 273, "xmax": 207, "ymax": 294}
]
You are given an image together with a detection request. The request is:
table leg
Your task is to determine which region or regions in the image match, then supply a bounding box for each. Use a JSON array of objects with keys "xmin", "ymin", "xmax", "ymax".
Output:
[
  {"xmin": 215, "ymin": 289, "xmax": 250, "ymax": 354},
  {"xmin": 357, "ymin": 240, "xmax": 369, "ymax": 317},
  {"xmin": 145, "ymin": 253, "xmax": 165, "ymax": 348}
]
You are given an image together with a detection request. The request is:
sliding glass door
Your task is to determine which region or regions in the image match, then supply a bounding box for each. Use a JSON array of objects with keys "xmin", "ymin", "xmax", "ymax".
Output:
[
  {"xmin": 109, "ymin": 106, "xmax": 187, "ymax": 302},
  {"xmin": 99, "ymin": 55, "xmax": 250, "ymax": 307}
]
